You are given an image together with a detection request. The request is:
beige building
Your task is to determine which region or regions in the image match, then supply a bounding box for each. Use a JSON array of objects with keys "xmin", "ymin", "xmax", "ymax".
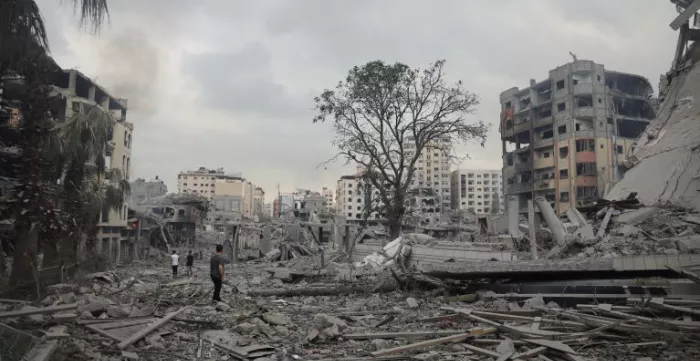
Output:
[
  {"xmin": 52, "ymin": 69, "xmax": 133, "ymax": 260},
  {"xmin": 406, "ymin": 136, "xmax": 452, "ymax": 212},
  {"xmin": 450, "ymin": 169, "xmax": 505, "ymax": 215},
  {"xmin": 177, "ymin": 167, "xmax": 264, "ymax": 220},
  {"xmin": 335, "ymin": 174, "xmax": 381, "ymax": 222}
]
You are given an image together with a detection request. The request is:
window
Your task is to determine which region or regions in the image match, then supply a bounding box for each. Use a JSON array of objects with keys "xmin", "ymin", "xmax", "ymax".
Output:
[
  {"xmin": 600, "ymin": 143, "xmax": 604, "ymax": 149},
  {"xmin": 348, "ymin": 190, "xmax": 353, "ymax": 195},
  {"xmin": 597, "ymin": 75, "xmax": 601, "ymax": 82},
  {"xmin": 559, "ymin": 169, "xmax": 568, "ymax": 178},
  {"xmin": 557, "ymin": 102, "xmax": 566, "ymax": 112},
  {"xmin": 556, "ymin": 80, "xmax": 565, "ymax": 90},
  {"xmin": 543, "ymin": 151, "xmax": 550, "ymax": 158},
  {"xmin": 348, "ymin": 206, "xmax": 352, "ymax": 210},
  {"xmin": 576, "ymin": 139, "xmax": 595, "ymax": 152},
  {"xmin": 357, "ymin": 206, "xmax": 361, "ymax": 210},
  {"xmin": 560, "ymin": 192, "xmax": 570, "ymax": 202},
  {"xmin": 347, "ymin": 197, "xmax": 352, "ymax": 202},
  {"xmin": 558, "ymin": 125, "xmax": 566, "ymax": 134},
  {"xmin": 576, "ymin": 162, "xmax": 597, "ymax": 176},
  {"xmin": 576, "ymin": 186, "xmax": 598, "ymax": 199},
  {"xmin": 598, "ymin": 98, "xmax": 602, "ymax": 104},
  {"xmin": 542, "ymin": 130, "xmax": 553, "ymax": 139},
  {"xmin": 617, "ymin": 145, "xmax": 624, "ymax": 154},
  {"xmin": 559, "ymin": 146, "xmax": 568, "ymax": 158},
  {"xmin": 348, "ymin": 213, "xmax": 352, "ymax": 217}
]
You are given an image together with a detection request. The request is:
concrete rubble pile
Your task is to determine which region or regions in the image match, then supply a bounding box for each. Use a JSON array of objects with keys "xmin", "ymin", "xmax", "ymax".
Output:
[{"xmin": 4, "ymin": 238, "xmax": 700, "ymax": 361}]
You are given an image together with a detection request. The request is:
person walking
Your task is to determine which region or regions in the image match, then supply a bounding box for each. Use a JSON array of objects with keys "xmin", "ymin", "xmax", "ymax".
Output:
[
  {"xmin": 171, "ymin": 250, "xmax": 179, "ymax": 277},
  {"xmin": 186, "ymin": 250, "xmax": 194, "ymax": 277},
  {"xmin": 210, "ymin": 244, "xmax": 230, "ymax": 303}
]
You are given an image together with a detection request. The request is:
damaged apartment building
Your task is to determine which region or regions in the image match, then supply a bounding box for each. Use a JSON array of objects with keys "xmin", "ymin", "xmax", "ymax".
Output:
[{"xmin": 500, "ymin": 60, "xmax": 657, "ymax": 215}]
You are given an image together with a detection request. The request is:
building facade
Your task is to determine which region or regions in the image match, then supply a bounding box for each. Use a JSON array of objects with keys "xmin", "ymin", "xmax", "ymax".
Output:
[
  {"xmin": 52, "ymin": 69, "xmax": 133, "ymax": 255},
  {"xmin": 500, "ymin": 60, "xmax": 656, "ymax": 214},
  {"xmin": 335, "ymin": 174, "xmax": 380, "ymax": 221},
  {"xmin": 321, "ymin": 187, "xmax": 335, "ymax": 212},
  {"xmin": 450, "ymin": 169, "xmax": 504, "ymax": 215},
  {"xmin": 129, "ymin": 177, "xmax": 168, "ymax": 206},
  {"xmin": 406, "ymin": 137, "xmax": 452, "ymax": 212},
  {"xmin": 177, "ymin": 167, "xmax": 264, "ymax": 220}
]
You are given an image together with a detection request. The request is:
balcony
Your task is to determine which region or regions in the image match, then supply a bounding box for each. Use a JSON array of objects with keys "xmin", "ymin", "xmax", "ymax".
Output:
[
  {"xmin": 533, "ymin": 115, "xmax": 553, "ymax": 129},
  {"xmin": 514, "ymin": 159, "xmax": 533, "ymax": 173},
  {"xmin": 513, "ymin": 121, "xmax": 530, "ymax": 135},
  {"xmin": 534, "ymin": 179, "xmax": 555, "ymax": 190},
  {"xmin": 507, "ymin": 182, "xmax": 532, "ymax": 194},
  {"xmin": 575, "ymin": 106, "xmax": 594, "ymax": 119},
  {"xmin": 573, "ymin": 83, "xmax": 593, "ymax": 96},
  {"xmin": 532, "ymin": 137, "xmax": 554, "ymax": 149}
]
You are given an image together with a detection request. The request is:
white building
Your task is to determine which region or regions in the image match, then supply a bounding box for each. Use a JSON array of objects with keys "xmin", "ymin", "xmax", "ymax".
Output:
[
  {"xmin": 335, "ymin": 174, "xmax": 380, "ymax": 221},
  {"xmin": 406, "ymin": 137, "xmax": 452, "ymax": 212},
  {"xmin": 321, "ymin": 187, "xmax": 335, "ymax": 212},
  {"xmin": 450, "ymin": 169, "xmax": 505, "ymax": 215}
]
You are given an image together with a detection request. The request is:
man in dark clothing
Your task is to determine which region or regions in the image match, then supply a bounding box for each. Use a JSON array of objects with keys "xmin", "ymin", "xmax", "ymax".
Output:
[
  {"xmin": 186, "ymin": 250, "xmax": 194, "ymax": 276},
  {"xmin": 210, "ymin": 244, "xmax": 230, "ymax": 303}
]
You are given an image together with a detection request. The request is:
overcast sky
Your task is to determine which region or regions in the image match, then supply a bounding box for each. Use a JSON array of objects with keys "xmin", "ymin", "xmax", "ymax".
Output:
[{"xmin": 37, "ymin": 0, "xmax": 678, "ymax": 201}]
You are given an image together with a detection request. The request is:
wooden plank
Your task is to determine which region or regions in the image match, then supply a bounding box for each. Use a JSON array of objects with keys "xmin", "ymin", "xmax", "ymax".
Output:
[
  {"xmin": 442, "ymin": 307, "xmax": 585, "ymax": 329},
  {"xmin": 370, "ymin": 328, "xmax": 496, "ymax": 357},
  {"xmin": 344, "ymin": 330, "xmax": 464, "ymax": 340},
  {"xmin": 117, "ymin": 307, "xmax": 188, "ymax": 349},
  {"xmin": 0, "ymin": 303, "xmax": 78, "ymax": 319},
  {"xmin": 524, "ymin": 339, "xmax": 577, "ymax": 355},
  {"xmin": 462, "ymin": 344, "xmax": 501, "ymax": 358},
  {"xmin": 98, "ymin": 318, "xmax": 158, "ymax": 331},
  {"xmin": 670, "ymin": 0, "xmax": 700, "ymax": 30},
  {"xmin": 511, "ymin": 346, "xmax": 547, "ymax": 359}
]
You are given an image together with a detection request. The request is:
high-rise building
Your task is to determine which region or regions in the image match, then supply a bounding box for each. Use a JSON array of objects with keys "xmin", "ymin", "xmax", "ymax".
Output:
[
  {"xmin": 321, "ymin": 187, "xmax": 335, "ymax": 212},
  {"xmin": 335, "ymin": 174, "xmax": 380, "ymax": 221},
  {"xmin": 500, "ymin": 59, "xmax": 656, "ymax": 215},
  {"xmin": 406, "ymin": 137, "xmax": 452, "ymax": 212},
  {"xmin": 450, "ymin": 169, "xmax": 504, "ymax": 215},
  {"xmin": 129, "ymin": 177, "xmax": 167, "ymax": 206}
]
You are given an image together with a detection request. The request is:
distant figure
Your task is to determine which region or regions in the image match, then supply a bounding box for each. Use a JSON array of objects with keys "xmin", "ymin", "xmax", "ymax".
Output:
[
  {"xmin": 186, "ymin": 250, "xmax": 194, "ymax": 276},
  {"xmin": 210, "ymin": 244, "xmax": 230, "ymax": 303},
  {"xmin": 171, "ymin": 250, "xmax": 179, "ymax": 277}
]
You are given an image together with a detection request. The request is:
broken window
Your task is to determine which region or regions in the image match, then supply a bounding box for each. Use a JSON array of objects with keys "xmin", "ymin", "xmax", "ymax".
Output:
[
  {"xmin": 556, "ymin": 80, "xmax": 565, "ymax": 90},
  {"xmin": 505, "ymin": 101, "xmax": 512, "ymax": 108},
  {"xmin": 558, "ymin": 125, "xmax": 566, "ymax": 134},
  {"xmin": 560, "ymin": 169, "xmax": 569, "ymax": 178},
  {"xmin": 559, "ymin": 192, "xmax": 570, "ymax": 202},
  {"xmin": 576, "ymin": 186, "xmax": 598, "ymax": 199},
  {"xmin": 575, "ymin": 139, "xmax": 595, "ymax": 152},
  {"xmin": 559, "ymin": 146, "xmax": 568, "ymax": 158},
  {"xmin": 543, "ymin": 151, "xmax": 550, "ymax": 158},
  {"xmin": 576, "ymin": 162, "xmax": 597, "ymax": 176},
  {"xmin": 597, "ymin": 75, "xmax": 601, "ymax": 82},
  {"xmin": 557, "ymin": 102, "xmax": 566, "ymax": 112},
  {"xmin": 616, "ymin": 145, "xmax": 623, "ymax": 154},
  {"xmin": 576, "ymin": 95, "xmax": 593, "ymax": 107},
  {"xmin": 575, "ymin": 123, "xmax": 581, "ymax": 131},
  {"xmin": 506, "ymin": 154, "xmax": 514, "ymax": 166},
  {"xmin": 542, "ymin": 130, "xmax": 553, "ymax": 139}
]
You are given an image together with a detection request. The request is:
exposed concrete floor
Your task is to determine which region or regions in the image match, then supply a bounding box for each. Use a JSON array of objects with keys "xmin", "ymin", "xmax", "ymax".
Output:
[{"xmin": 608, "ymin": 43, "xmax": 700, "ymax": 211}]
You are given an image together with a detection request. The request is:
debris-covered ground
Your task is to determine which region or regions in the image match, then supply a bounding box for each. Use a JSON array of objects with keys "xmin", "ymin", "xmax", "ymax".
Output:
[{"xmin": 3, "ymin": 213, "xmax": 700, "ymax": 361}]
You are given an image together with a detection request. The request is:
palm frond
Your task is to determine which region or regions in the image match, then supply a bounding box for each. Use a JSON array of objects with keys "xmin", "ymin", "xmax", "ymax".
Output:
[
  {"xmin": 0, "ymin": 0, "xmax": 49, "ymax": 69},
  {"xmin": 60, "ymin": 104, "xmax": 112, "ymax": 167},
  {"xmin": 71, "ymin": 0, "xmax": 109, "ymax": 33}
]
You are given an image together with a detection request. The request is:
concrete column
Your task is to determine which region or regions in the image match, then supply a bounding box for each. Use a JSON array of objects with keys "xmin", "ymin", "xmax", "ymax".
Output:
[
  {"xmin": 527, "ymin": 200, "xmax": 539, "ymax": 259},
  {"xmin": 68, "ymin": 70, "xmax": 77, "ymax": 92},
  {"xmin": 534, "ymin": 196, "xmax": 567, "ymax": 246},
  {"xmin": 108, "ymin": 238, "xmax": 113, "ymax": 262},
  {"xmin": 88, "ymin": 85, "xmax": 96, "ymax": 101},
  {"xmin": 115, "ymin": 239, "xmax": 121, "ymax": 262},
  {"xmin": 507, "ymin": 196, "xmax": 521, "ymax": 238}
]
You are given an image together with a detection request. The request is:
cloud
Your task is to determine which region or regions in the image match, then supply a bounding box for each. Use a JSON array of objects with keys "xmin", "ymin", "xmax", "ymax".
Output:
[{"xmin": 35, "ymin": 0, "xmax": 680, "ymax": 200}]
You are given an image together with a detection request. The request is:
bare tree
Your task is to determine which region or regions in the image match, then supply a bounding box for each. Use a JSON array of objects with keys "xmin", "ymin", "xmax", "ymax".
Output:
[{"xmin": 313, "ymin": 60, "xmax": 487, "ymax": 238}]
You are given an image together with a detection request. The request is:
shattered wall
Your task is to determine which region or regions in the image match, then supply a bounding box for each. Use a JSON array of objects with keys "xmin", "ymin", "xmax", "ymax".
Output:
[{"xmin": 607, "ymin": 43, "xmax": 700, "ymax": 211}]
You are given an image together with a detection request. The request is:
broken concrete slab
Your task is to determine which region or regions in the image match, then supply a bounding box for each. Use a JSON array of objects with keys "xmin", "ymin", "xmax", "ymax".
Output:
[
  {"xmin": 677, "ymin": 235, "xmax": 700, "ymax": 253},
  {"xmin": 406, "ymin": 297, "xmax": 419, "ymax": 309},
  {"xmin": 617, "ymin": 207, "xmax": 660, "ymax": 226}
]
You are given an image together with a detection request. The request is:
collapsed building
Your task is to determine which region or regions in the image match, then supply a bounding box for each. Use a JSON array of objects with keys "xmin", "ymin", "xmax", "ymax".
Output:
[{"xmin": 500, "ymin": 60, "xmax": 657, "ymax": 216}]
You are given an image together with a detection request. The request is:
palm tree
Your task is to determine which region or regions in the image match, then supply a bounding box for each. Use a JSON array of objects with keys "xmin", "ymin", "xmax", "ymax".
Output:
[
  {"xmin": 3, "ymin": 0, "xmax": 109, "ymax": 288},
  {"xmin": 0, "ymin": 0, "xmax": 109, "ymax": 72},
  {"xmin": 53, "ymin": 105, "xmax": 128, "ymax": 270}
]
